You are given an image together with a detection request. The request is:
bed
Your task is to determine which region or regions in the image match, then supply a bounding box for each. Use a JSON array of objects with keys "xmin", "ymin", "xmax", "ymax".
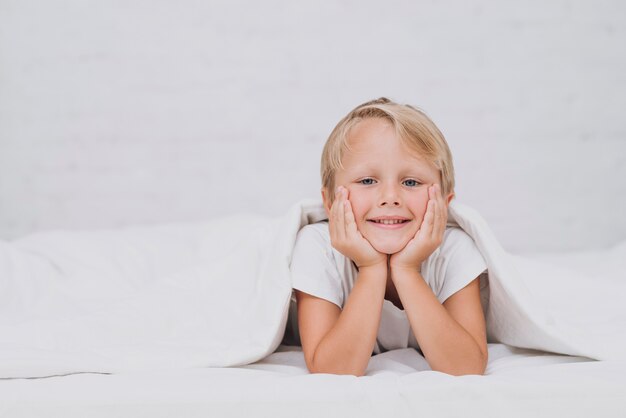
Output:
[
  {"xmin": 0, "ymin": 200, "xmax": 625, "ymax": 417},
  {"xmin": 2, "ymin": 344, "xmax": 625, "ymax": 417}
]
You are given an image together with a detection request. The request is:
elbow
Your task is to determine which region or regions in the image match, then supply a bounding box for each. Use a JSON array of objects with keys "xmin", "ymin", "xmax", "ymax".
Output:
[
  {"xmin": 456, "ymin": 347, "xmax": 488, "ymax": 376},
  {"xmin": 306, "ymin": 354, "xmax": 366, "ymax": 377},
  {"xmin": 434, "ymin": 364, "xmax": 486, "ymax": 376},
  {"xmin": 309, "ymin": 367, "xmax": 365, "ymax": 377},
  {"xmin": 451, "ymin": 364, "xmax": 486, "ymax": 376},
  {"xmin": 433, "ymin": 351, "xmax": 488, "ymax": 376},
  {"xmin": 307, "ymin": 361, "xmax": 366, "ymax": 377},
  {"xmin": 475, "ymin": 349, "xmax": 488, "ymax": 375}
]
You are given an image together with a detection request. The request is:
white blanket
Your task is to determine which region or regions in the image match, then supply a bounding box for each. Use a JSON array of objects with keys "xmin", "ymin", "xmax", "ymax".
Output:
[{"xmin": 0, "ymin": 200, "xmax": 624, "ymax": 378}]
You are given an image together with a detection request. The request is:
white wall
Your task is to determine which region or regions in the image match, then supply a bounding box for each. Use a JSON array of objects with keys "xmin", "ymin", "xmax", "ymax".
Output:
[{"xmin": 1, "ymin": 0, "xmax": 625, "ymax": 253}]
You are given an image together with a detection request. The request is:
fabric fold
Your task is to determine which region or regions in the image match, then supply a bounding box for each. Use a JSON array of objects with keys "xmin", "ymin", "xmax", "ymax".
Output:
[{"xmin": 0, "ymin": 199, "xmax": 623, "ymax": 378}]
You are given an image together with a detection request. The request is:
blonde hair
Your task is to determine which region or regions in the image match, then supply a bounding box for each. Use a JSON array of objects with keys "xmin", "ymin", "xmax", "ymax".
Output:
[{"xmin": 320, "ymin": 97, "xmax": 455, "ymax": 202}]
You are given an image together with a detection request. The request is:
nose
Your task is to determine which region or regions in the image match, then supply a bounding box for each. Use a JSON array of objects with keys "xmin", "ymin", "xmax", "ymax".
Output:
[{"xmin": 378, "ymin": 183, "xmax": 401, "ymax": 207}]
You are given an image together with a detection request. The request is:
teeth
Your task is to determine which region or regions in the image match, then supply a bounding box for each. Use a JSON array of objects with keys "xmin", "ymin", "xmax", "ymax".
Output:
[{"xmin": 375, "ymin": 219, "xmax": 405, "ymax": 224}]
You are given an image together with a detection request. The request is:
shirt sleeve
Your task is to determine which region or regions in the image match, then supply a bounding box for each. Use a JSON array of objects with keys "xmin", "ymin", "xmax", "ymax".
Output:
[
  {"xmin": 289, "ymin": 223, "xmax": 344, "ymax": 309},
  {"xmin": 434, "ymin": 228, "xmax": 488, "ymax": 304}
]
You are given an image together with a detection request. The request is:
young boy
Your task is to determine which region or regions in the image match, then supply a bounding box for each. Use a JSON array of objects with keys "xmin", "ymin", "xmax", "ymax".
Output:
[{"xmin": 284, "ymin": 98, "xmax": 489, "ymax": 376}]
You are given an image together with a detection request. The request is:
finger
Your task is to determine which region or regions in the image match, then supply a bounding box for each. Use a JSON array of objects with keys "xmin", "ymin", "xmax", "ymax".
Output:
[
  {"xmin": 432, "ymin": 184, "xmax": 446, "ymax": 238},
  {"xmin": 423, "ymin": 198, "xmax": 435, "ymax": 235},
  {"xmin": 344, "ymin": 198, "xmax": 359, "ymax": 237},
  {"xmin": 329, "ymin": 187, "xmax": 341, "ymax": 240},
  {"xmin": 426, "ymin": 185, "xmax": 437, "ymax": 226},
  {"xmin": 335, "ymin": 187, "xmax": 347, "ymax": 242},
  {"xmin": 434, "ymin": 183, "xmax": 445, "ymax": 207}
]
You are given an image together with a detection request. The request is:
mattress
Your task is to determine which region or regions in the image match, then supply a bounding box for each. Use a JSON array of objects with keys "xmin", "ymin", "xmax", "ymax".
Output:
[
  {"xmin": 1, "ymin": 343, "xmax": 625, "ymax": 417},
  {"xmin": 2, "ymin": 206, "xmax": 625, "ymax": 417},
  {"xmin": 2, "ymin": 248, "xmax": 625, "ymax": 417}
]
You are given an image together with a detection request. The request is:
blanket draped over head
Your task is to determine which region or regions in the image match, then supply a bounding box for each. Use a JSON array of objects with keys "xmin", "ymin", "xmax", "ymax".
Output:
[{"xmin": 0, "ymin": 200, "xmax": 624, "ymax": 378}]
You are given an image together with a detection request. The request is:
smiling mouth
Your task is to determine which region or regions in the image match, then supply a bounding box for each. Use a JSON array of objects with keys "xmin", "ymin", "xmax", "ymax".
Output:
[
  {"xmin": 367, "ymin": 219, "xmax": 411, "ymax": 230},
  {"xmin": 368, "ymin": 219, "xmax": 409, "ymax": 225}
]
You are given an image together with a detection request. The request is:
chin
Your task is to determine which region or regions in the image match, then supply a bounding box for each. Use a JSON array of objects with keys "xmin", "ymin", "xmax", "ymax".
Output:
[
  {"xmin": 371, "ymin": 239, "xmax": 410, "ymax": 255},
  {"xmin": 364, "ymin": 224, "xmax": 416, "ymax": 255}
]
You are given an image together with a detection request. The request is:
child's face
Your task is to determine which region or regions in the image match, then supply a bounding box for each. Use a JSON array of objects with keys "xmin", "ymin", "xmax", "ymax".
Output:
[{"xmin": 323, "ymin": 118, "xmax": 453, "ymax": 255}]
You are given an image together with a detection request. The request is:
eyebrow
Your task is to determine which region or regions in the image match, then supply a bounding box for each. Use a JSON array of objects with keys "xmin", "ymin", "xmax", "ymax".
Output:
[{"xmin": 347, "ymin": 166, "xmax": 432, "ymax": 180}]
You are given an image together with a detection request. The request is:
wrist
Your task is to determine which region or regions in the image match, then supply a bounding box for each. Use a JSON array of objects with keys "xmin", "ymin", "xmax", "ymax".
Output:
[
  {"xmin": 389, "ymin": 259, "xmax": 422, "ymax": 273},
  {"xmin": 390, "ymin": 262, "xmax": 422, "ymax": 281},
  {"xmin": 389, "ymin": 252, "xmax": 426, "ymax": 274},
  {"xmin": 357, "ymin": 260, "xmax": 388, "ymax": 275}
]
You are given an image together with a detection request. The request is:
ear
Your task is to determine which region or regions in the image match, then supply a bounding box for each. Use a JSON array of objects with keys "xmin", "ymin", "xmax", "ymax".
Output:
[
  {"xmin": 321, "ymin": 188, "xmax": 332, "ymax": 216},
  {"xmin": 445, "ymin": 192, "xmax": 455, "ymax": 207}
]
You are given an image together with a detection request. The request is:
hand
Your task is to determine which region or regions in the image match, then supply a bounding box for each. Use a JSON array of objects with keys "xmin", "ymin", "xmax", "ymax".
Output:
[
  {"xmin": 329, "ymin": 186, "xmax": 387, "ymax": 269},
  {"xmin": 390, "ymin": 183, "xmax": 448, "ymax": 273}
]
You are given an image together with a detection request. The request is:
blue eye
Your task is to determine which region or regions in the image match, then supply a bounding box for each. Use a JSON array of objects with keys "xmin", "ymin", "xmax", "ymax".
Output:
[
  {"xmin": 359, "ymin": 178, "xmax": 376, "ymax": 185},
  {"xmin": 403, "ymin": 179, "xmax": 420, "ymax": 187}
]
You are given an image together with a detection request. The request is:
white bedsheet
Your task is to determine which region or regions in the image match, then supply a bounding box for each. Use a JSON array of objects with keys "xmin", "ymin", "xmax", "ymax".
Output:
[
  {"xmin": 1, "ymin": 227, "xmax": 626, "ymax": 417},
  {"xmin": 1, "ymin": 199, "xmax": 625, "ymax": 379},
  {"xmin": 1, "ymin": 344, "xmax": 624, "ymax": 417}
]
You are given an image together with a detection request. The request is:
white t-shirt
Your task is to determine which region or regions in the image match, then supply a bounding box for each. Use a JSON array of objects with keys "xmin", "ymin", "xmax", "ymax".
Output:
[{"xmin": 283, "ymin": 221, "xmax": 489, "ymax": 354}]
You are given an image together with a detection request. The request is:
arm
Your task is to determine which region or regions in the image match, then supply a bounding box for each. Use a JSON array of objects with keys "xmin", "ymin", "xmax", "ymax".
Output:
[
  {"xmin": 391, "ymin": 270, "xmax": 487, "ymax": 375},
  {"xmin": 296, "ymin": 263, "xmax": 387, "ymax": 376},
  {"xmin": 390, "ymin": 183, "xmax": 487, "ymax": 375},
  {"xmin": 297, "ymin": 186, "xmax": 388, "ymax": 376}
]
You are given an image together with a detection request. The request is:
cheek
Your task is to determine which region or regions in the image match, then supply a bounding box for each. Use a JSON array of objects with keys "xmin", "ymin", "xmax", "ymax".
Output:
[
  {"xmin": 345, "ymin": 190, "xmax": 368, "ymax": 221},
  {"xmin": 408, "ymin": 190, "xmax": 430, "ymax": 220}
]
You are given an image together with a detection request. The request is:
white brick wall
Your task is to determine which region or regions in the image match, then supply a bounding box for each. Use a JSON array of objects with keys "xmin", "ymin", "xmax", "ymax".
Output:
[{"xmin": 1, "ymin": 0, "xmax": 625, "ymax": 253}]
